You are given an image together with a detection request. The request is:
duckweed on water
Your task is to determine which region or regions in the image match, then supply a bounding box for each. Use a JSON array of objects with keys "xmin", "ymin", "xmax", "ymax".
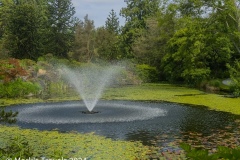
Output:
[
  {"xmin": 2, "ymin": 83, "xmax": 240, "ymax": 115},
  {"xmin": 104, "ymin": 83, "xmax": 240, "ymax": 115},
  {"xmin": 0, "ymin": 125, "xmax": 149, "ymax": 159}
]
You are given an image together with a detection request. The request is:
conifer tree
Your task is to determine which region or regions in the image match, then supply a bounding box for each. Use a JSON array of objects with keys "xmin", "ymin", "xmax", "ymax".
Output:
[
  {"xmin": 105, "ymin": 9, "xmax": 120, "ymax": 34},
  {"xmin": 46, "ymin": 0, "xmax": 76, "ymax": 58}
]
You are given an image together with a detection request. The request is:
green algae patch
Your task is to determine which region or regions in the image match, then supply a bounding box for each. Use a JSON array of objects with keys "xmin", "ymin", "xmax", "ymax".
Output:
[
  {"xmin": 104, "ymin": 83, "xmax": 240, "ymax": 115},
  {"xmin": 0, "ymin": 125, "xmax": 149, "ymax": 159},
  {"xmin": 0, "ymin": 98, "xmax": 44, "ymax": 107},
  {"xmin": 2, "ymin": 83, "xmax": 240, "ymax": 114}
]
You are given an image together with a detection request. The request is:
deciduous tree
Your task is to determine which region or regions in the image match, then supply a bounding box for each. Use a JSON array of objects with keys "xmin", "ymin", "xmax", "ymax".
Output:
[{"xmin": 72, "ymin": 15, "xmax": 96, "ymax": 62}]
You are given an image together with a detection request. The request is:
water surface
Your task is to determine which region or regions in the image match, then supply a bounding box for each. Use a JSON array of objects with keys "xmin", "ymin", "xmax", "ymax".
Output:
[{"xmin": 6, "ymin": 100, "xmax": 240, "ymax": 147}]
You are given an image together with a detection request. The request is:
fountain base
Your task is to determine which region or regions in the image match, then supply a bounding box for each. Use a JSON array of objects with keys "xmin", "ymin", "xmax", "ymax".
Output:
[{"xmin": 81, "ymin": 110, "xmax": 100, "ymax": 114}]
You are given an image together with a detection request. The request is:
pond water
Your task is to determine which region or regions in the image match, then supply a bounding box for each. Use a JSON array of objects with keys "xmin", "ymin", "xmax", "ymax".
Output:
[{"xmin": 6, "ymin": 100, "xmax": 240, "ymax": 149}]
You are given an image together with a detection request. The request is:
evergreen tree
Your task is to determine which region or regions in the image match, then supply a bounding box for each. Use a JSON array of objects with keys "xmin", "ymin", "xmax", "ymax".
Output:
[
  {"xmin": 105, "ymin": 9, "xmax": 120, "ymax": 34},
  {"xmin": 2, "ymin": 0, "xmax": 47, "ymax": 60},
  {"xmin": 46, "ymin": 0, "xmax": 76, "ymax": 58}
]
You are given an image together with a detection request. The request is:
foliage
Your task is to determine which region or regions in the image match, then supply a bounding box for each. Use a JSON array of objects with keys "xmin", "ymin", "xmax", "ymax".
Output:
[
  {"xmin": 208, "ymin": 79, "xmax": 221, "ymax": 88},
  {"xmin": 227, "ymin": 61, "xmax": 240, "ymax": 97},
  {"xmin": 0, "ymin": 78, "xmax": 40, "ymax": 98},
  {"xmin": 95, "ymin": 27, "xmax": 121, "ymax": 61},
  {"xmin": 105, "ymin": 9, "xmax": 120, "ymax": 34},
  {"xmin": 181, "ymin": 68, "xmax": 210, "ymax": 86},
  {"xmin": 48, "ymin": 81, "xmax": 72, "ymax": 98},
  {"xmin": 136, "ymin": 64, "xmax": 158, "ymax": 83},
  {"xmin": 120, "ymin": 0, "xmax": 161, "ymax": 29},
  {"xmin": 133, "ymin": 17, "xmax": 165, "ymax": 69},
  {"xmin": 46, "ymin": 0, "xmax": 76, "ymax": 58},
  {"xmin": 119, "ymin": 0, "xmax": 161, "ymax": 58},
  {"xmin": 181, "ymin": 143, "xmax": 240, "ymax": 160},
  {"xmin": 162, "ymin": 17, "xmax": 210, "ymax": 85},
  {"xmin": 0, "ymin": 125, "xmax": 149, "ymax": 159},
  {"xmin": 2, "ymin": 0, "xmax": 47, "ymax": 60},
  {"xmin": 0, "ymin": 108, "xmax": 18, "ymax": 124},
  {"xmin": 0, "ymin": 137, "xmax": 33, "ymax": 159},
  {"xmin": 0, "ymin": 58, "xmax": 40, "ymax": 98},
  {"xmin": 0, "ymin": 58, "xmax": 27, "ymax": 83},
  {"xmin": 0, "ymin": 0, "xmax": 239, "ymax": 86},
  {"xmin": 72, "ymin": 15, "xmax": 96, "ymax": 62},
  {"xmin": 180, "ymin": 143, "xmax": 215, "ymax": 160}
]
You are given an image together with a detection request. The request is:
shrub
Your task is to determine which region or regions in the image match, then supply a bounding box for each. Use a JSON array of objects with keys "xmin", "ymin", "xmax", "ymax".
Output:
[
  {"xmin": 181, "ymin": 143, "xmax": 240, "ymax": 160},
  {"xmin": 0, "ymin": 79, "xmax": 40, "ymax": 98},
  {"xmin": 48, "ymin": 81, "xmax": 70, "ymax": 98},
  {"xmin": 136, "ymin": 64, "xmax": 158, "ymax": 83},
  {"xmin": 227, "ymin": 61, "xmax": 240, "ymax": 97},
  {"xmin": 181, "ymin": 68, "xmax": 210, "ymax": 86},
  {"xmin": 209, "ymin": 79, "xmax": 221, "ymax": 88},
  {"xmin": 0, "ymin": 58, "xmax": 28, "ymax": 83}
]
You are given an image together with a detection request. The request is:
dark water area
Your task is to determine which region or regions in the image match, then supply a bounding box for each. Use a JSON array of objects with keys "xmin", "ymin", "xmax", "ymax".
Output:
[{"xmin": 6, "ymin": 100, "xmax": 240, "ymax": 148}]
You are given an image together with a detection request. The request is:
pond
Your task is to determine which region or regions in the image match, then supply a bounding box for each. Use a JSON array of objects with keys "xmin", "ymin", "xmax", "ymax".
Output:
[{"xmin": 6, "ymin": 100, "xmax": 240, "ymax": 152}]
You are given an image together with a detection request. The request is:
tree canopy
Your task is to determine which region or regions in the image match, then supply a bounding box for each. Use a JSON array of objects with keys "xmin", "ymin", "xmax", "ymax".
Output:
[{"xmin": 0, "ymin": 0, "xmax": 240, "ymax": 85}]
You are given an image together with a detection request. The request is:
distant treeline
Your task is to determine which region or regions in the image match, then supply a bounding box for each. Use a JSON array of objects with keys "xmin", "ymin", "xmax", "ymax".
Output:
[{"xmin": 0, "ymin": 0, "xmax": 240, "ymax": 87}]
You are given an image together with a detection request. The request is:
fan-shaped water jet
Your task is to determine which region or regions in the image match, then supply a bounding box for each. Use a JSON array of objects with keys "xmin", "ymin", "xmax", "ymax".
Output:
[{"xmin": 61, "ymin": 64, "xmax": 120, "ymax": 112}]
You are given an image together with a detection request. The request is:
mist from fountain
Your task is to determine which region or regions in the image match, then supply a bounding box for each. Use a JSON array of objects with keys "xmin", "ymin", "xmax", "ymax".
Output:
[{"xmin": 61, "ymin": 65, "xmax": 119, "ymax": 112}]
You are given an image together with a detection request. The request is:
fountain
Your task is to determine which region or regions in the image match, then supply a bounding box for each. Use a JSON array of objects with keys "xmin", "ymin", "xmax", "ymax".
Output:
[
  {"xmin": 4, "ymin": 63, "xmax": 240, "ymax": 157},
  {"xmin": 61, "ymin": 64, "xmax": 119, "ymax": 113}
]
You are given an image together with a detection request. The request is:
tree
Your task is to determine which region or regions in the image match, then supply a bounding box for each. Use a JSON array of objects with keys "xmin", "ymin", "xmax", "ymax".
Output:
[
  {"xmin": 2, "ymin": 0, "xmax": 47, "ymax": 60},
  {"xmin": 227, "ymin": 61, "xmax": 240, "ymax": 97},
  {"xmin": 95, "ymin": 27, "xmax": 120, "ymax": 61},
  {"xmin": 119, "ymin": 0, "xmax": 161, "ymax": 58},
  {"xmin": 162, "ymin": 17, "xmax": 210, "ymax": 84},
  {"xmin": 201, "ymin": 0, "xmax": 235, "ymax": 77},
  {"xmin": 105, "ymin": 9, "xmax": 120, "ymax": 34},
  {"xmin": 132, "ymin": 3, "xmax": 177, "ymax": 70},
  {"xmin": 0, "ymin": 0, "xmax": 11, "ymax": 58},
  {"xmin": 211, "ymin": 0, "xmax": 240, "ymax": 60},
  {"xmin": 72, "ymin": 15, "xmax": 96, "ymax": 62},
  {"xmin": 91, "ymin": 9, "xmax": 121, "ymax": 61},
  {"xmin": 177, "ymin": 0, "xmax": 207, "ymax": 17},
  {"xmin": 46, "ymin": 0, "xmax": 76, "ymax": 58},
  {"xmin": 120, "ymin": 0, "xmax": 161, "ymax": 29},
  {"xmin": 133, "ymin": 17, "xmax": 161, "ymax": 65}
]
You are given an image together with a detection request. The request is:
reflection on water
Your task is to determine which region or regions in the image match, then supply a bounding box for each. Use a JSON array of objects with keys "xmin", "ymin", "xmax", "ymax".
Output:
[
  {"xmin": 6, "ymin": 100, "xmax": 240, "ymax": 149},
  {"xmin": 179, "ymin": 106, "xmax": 237, "ymax": 135}
]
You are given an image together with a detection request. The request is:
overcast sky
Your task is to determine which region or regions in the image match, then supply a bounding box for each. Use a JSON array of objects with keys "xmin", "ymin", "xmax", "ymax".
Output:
[{"xmin": 71, "ymin": 0, "xmax": 126, "ymax": 27}]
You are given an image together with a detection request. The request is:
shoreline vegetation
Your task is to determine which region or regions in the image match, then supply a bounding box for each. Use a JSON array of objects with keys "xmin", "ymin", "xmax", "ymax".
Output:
[{"xmin": 1, "ymin": 83, "xmax": 240, "ymax": 115}]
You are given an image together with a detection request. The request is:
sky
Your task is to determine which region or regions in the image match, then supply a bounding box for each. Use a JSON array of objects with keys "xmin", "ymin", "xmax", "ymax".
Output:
[{"xmin": 71, "ymin": 0, "xmax": 127, "ymax": 28}]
